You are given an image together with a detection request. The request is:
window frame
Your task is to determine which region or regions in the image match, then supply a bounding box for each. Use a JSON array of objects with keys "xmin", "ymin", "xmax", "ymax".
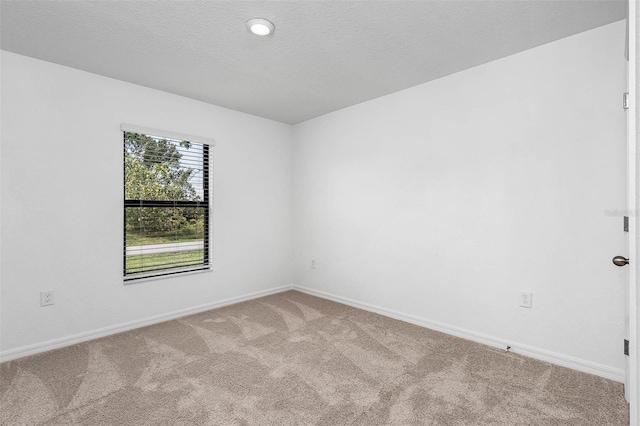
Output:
[{"xmin": 121, "ymin": 123, "xmax": 214, "ymax": 283}]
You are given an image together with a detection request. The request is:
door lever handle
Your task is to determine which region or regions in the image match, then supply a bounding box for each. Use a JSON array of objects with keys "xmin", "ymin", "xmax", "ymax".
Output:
[{"xmin": 613, "ymin": 256, "xmax": 629, "ymax": 266}]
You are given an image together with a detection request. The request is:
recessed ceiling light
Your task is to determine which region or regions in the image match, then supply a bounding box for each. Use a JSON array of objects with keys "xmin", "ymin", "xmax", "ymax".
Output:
[{"xmin": 246, "ymin": 18, "xmax": 275, "ymax": 36}]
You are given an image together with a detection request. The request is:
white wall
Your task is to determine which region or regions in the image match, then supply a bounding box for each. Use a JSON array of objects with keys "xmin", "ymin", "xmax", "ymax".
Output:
[
  {"xmin": 0, "ymin": 51, "xmax": 293, "ymax": 358},
  {"xmin": 0, "ymin": 21, "xmax": 629, "ymax": 381},
  {"xmin": 293, "ymin": 21, "xmax": 628, "ymax": 379}
]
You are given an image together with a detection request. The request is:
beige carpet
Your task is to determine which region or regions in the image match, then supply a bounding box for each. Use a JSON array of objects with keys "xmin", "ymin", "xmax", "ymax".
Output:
[{"xmin": 0, "ymin": 290, "xmax": 629, "ymax": 425}]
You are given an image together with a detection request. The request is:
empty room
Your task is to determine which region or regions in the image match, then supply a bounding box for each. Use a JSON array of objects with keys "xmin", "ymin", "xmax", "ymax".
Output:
[{"xmin": 1, "ymin": 0, "xmax": 639, "ymax": 424}]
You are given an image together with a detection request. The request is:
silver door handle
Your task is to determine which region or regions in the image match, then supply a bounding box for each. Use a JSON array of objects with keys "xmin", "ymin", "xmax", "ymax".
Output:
[{"xmin": 613, "ymin": 256, "xmax": 629, "ymax": 266}]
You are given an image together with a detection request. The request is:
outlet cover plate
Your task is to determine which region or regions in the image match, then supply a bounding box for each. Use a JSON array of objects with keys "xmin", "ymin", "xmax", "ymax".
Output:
[
  {"xmin": 41, "ymin": 291, "xmax": 54, "ymax": 306},
  {"xmin": 519, "ymin": 292, "xmax": 532, "ymax": 308}
]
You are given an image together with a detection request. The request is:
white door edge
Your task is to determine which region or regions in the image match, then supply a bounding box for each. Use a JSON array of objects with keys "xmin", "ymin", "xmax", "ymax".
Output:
[{"xmin": 628, "ymin": 1, "xmax": 637, "ymax": 424}]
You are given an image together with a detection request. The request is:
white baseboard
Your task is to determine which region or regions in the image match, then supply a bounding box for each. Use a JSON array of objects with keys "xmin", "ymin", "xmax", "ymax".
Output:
[
  {"xmin": 2, "ymin": 284, "xmax": 626, "ymax": 383},
  {"xmin": 0, "ymin": 285, "xmax": 293, "ymax": 363},
  {"xmin": 292, "ymin": 285, "xmax": 625, "ymax": 383}
]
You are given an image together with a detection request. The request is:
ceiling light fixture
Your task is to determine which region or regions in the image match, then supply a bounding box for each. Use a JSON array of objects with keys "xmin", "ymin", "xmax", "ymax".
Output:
[{"xmin": 246, "ymin": 18, "xmax": 275, "ymax": 36}]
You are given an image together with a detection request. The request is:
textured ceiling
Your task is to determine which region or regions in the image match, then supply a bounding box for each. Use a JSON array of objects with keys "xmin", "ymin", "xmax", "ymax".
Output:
[{"xmin": 0, "ymin": 0, "xmax": 627, "ymax": 124}]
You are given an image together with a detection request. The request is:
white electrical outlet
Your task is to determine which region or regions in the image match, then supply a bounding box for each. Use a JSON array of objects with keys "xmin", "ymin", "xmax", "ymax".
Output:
[
  {"xmin": 311, "ymin": 259, "xmax": 316, "ymax": 269},
  {"xmin": 41, "ymin": 291, "xmax": 55, "ymax": 306},
  {"xmin": 519, "ymin": 292, "xmax": 532, "ymax": 308}
]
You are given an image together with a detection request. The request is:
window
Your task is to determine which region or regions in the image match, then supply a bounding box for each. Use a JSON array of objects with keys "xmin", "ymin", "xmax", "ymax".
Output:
[{"xmin": 123, "ymin": 124, "xmax": 212, "ymax": 281}]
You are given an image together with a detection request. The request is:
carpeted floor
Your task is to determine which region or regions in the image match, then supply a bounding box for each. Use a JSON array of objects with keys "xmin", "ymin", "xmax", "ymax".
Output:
[{"xmin": 0, "ymin": 290, "xmax": 629, "ymax": 425}]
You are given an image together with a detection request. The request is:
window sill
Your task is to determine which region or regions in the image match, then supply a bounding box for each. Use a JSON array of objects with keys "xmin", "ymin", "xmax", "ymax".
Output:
[{"xmin": 124, "ymin": 266, "xmax": 213, "ymax": 285}]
